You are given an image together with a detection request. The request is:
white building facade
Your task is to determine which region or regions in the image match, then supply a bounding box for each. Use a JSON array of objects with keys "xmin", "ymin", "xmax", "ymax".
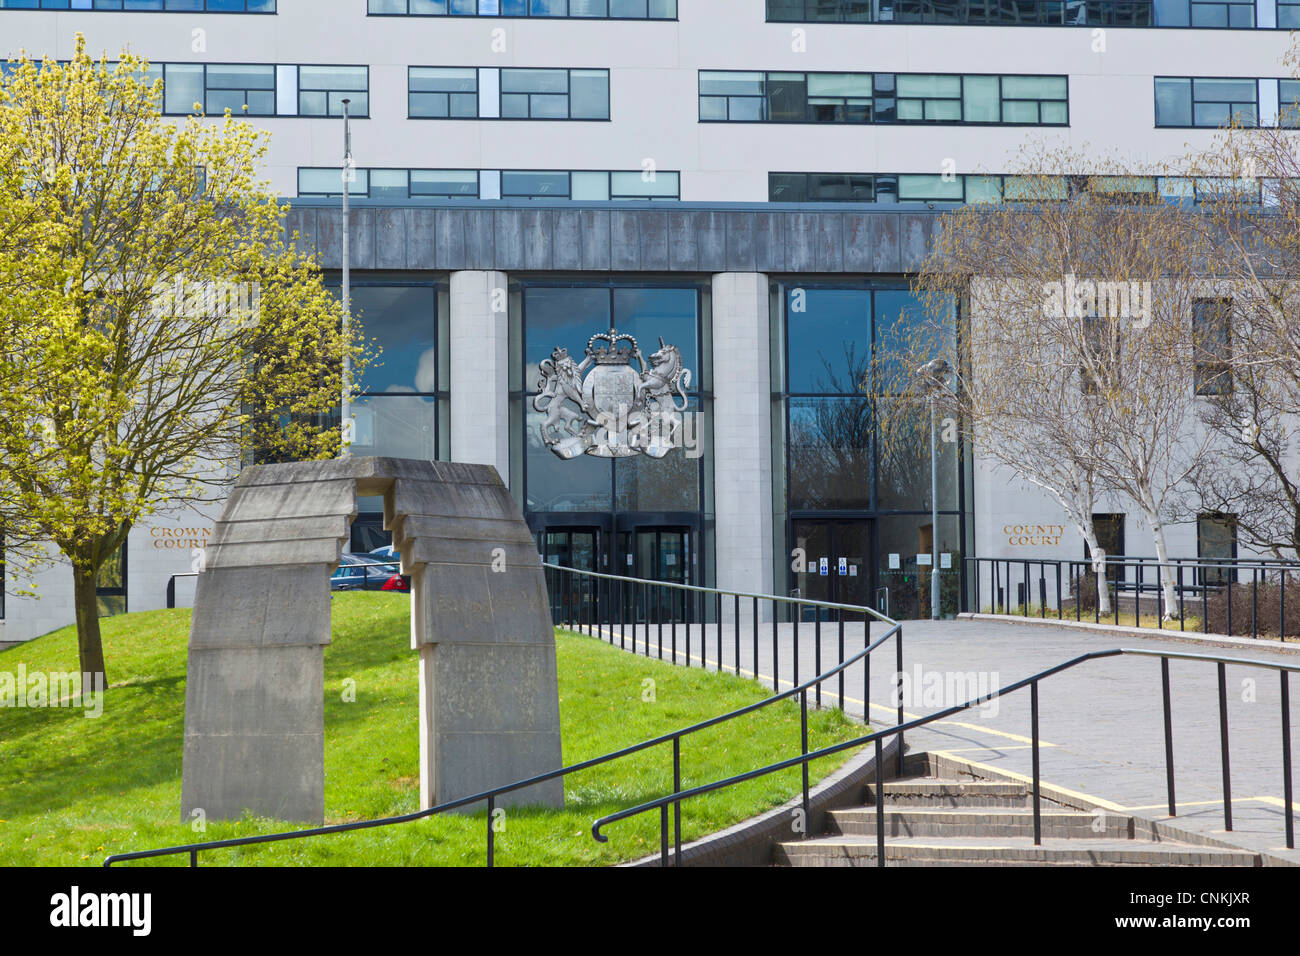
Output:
[{"xmin": 0, "ymin": 0, "xmax": 1292, "ymax": 642}]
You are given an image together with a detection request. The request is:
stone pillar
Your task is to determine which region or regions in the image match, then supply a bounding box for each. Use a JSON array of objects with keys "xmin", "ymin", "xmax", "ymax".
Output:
[
  {"xmin": 388, "ymin": 464, "xmax": 562, "ymax": 809},
  {"xmin": 449, "ymin": 270, "xmax": 511, "ymax": 487},
  {"xmin": 181, "ymin": 476, "xmax": 355, "ymax": 824},
  {"xmin": 712, "ymin": 273, "xmax": 775, "ymax": 622}
]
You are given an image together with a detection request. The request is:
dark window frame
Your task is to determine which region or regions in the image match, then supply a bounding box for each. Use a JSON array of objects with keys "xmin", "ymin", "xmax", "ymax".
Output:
[
  {"xmin": 1192, "ymin": 297, "xmax": 1233, "ymax": 395},
  {"xmin": 699, "ymin": 70, "xmax": 1069, "ymax": 127},
  {"xmin": 367, "ymin": 0, "xmax": 677, "ymax": 20},
  {"xmin": 0, "ymin": 0, "xmax": 275, "ymax": 11},
  {"xmin": 152, "ymin": 61, "xmax": 370, "ymax": 118}
]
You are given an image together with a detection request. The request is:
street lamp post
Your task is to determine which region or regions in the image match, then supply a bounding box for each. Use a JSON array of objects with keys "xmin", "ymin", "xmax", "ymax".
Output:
[
  {"xmin": 340, "ymin": 98, "xmax": 353, "ymax": 457},
  {"xmin": 916, "ymin": 358, "xmax": 952, "ymax": 621}
]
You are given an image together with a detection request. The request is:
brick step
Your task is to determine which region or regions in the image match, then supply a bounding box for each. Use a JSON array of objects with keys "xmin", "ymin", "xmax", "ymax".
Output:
[
  {"xmin": 774, "ymin": 836, "xmax": 1262, "ymax": 867},
  {"xmin": 828, "ymin": 808, "xmax": 1135, "ymax": 840}
]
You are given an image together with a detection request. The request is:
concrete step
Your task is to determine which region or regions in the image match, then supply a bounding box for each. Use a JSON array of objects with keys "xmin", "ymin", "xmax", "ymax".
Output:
[
  {"xmin": 864, "ymin": 779, "xmax": 1032, "ymax": 808},
  {"xmin": 828, "ymin": 808, "xmax": 1135, "ymax": 840},
  {"xmin": 774, "ymin": 836, "xmax": 1262, "ymax": 867}
]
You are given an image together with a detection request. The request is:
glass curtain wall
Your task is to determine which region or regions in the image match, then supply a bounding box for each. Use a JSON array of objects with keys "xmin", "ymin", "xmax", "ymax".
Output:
[
  {"xmin": 513, "ymin": 279, "xmax": 714, "ymax": 608},
  {"xmin": 771, "ymin": 280, "xmax": 972, "ymax": 619},
  {"xmin": 326, "ymin": 276, "xmax": 450, "ymax": 551}
]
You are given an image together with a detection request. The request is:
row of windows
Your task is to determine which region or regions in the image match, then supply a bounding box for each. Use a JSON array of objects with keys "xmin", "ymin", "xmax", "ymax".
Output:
[
  {"xmin": 140, "ymin": 62, "xmax": 368, "ymax": 117},
  {"xmin": 292, "ymin": 167, "xmax": 1277, "ymax": 203},
  {"xmin": 369, "ymin": 0, "xmax": 675, "ymax": 16},
  {"xmin": 1155, "ymin": 76, "xmax": 1300, "ymax": 127},
  {"xmin": 700, "ymin": 71, "xmax": 1068, "ymax": 125},
  {"xmin": 5, "ymin": 0, "xmax": 1295, "ymax": 27},
  {"xmin": 0, "ymin": 0, "xmax": 272, "ymax": 9},
  {"xmin": 409, "ymin": 66, "xmax": 608, "ymax": 119},
  {"xmin": 770, "ymin": 171, "xmax": 1282, "ymax": 204},
  {"xmin": 17, "ymin": 60, "xmax": 1300, "ymax": 136},
  {"xmin": 299, "ymin": 166, "xmax": 680, "ymax": 199},
  {"xmin": 767, "ymin": 0, "xmax": 1300, "ymax": 27}
]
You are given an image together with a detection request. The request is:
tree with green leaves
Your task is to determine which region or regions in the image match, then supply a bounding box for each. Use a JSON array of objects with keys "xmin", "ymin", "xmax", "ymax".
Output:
[{"xmin": 0, "ymin": 38, "xmax": 366, "ymax": 686}]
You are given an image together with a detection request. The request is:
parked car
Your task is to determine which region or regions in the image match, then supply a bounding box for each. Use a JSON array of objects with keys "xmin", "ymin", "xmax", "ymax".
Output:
[{"xmin": 331, "ymin": 552, "xmax": 410, "ymax": 593}]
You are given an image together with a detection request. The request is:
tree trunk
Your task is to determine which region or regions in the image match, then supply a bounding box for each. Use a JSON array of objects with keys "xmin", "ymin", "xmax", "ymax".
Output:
[
  {"xmin": 1081, "ymin": 525, "xmax": 1113, "ymax": 616},
  {"xmin": 1148, "ymin": 514, "xmax": 1179, "ymax": 621},
  {"xmin": 72, "ymin": 562, "xmax": 107, "ymax": 688}
]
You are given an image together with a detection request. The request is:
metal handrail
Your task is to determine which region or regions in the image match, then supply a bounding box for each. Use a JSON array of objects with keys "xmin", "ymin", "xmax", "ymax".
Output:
[
  {"xmin": 592, "ymin": 646, "xmax": 1298, "ymax": 866},
  {"xmin": 107, "ymin": 566, "xmax": 904, "ymax": 868},
  {"xmin": 540, "ymin": 562, "xmax": 898, "ymax": 624}
]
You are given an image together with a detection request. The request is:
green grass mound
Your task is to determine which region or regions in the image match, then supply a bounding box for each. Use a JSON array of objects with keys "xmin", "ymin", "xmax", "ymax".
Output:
[{"xmin": 0, "ymin": 592, "xmax": 862, "ymax": 866}]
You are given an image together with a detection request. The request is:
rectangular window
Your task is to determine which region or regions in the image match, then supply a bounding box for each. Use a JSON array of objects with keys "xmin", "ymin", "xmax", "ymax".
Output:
[
  {"xmin": 96, "ymin": 542, "xmax": 127, "ymax": 618},
  {"xmin": 368, "ymin": 0, "xmax": 675, "ymax": 17},
  {"xmin": 699, "ymin": 71, "xmax": 766, "ymax": 121},
  {"xmin": 1197, "ymin": 513, "xmax": 1238, "ymax": 586},
  {"xmin": 702, "ymin": 71, "xmax": 1065, "ymax": 125},
  {"xmin": 1192, "ymin": 297, "xmax": 1233, "ymax": 395},
  {"xmin": 1280, "ymin": 79, "xmax": 1300, "ymax": 128},
  {"xmin": 896, "ymin": 74, "xmax": 960, "ymax": 122},
  {"xmin": 202, "ymin": 63, "xmax": 275, "ymax": 116},
  {"xmin": 1189, "ymin": 0, "xmax": 1254, "ymax": 26},
  {"xmin": 1087, "ymin": 514, "xmax": 1126, "ymax": 584},
  {"xmin": 297, "ymin": 66, "xmax": 368, "ymax": 118},
  {"xmin": 0, "ymin": 1, "xmax": 275, "ymax": 10},
  {"xmin": 411, "ymin": 169, "xmax": 480, "ymax": 197},
  {"xmin": 408, "ymin": 67, "xmax": 479, "ymax": 118},
  {"xmin": 1155, "ymin": 77, "xmax": 1259, "ymax": 128}
]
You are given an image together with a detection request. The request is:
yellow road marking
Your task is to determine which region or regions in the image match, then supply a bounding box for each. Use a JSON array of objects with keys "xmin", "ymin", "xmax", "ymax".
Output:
[
  {"xmin": 928, "ymin": 750, "xmax": 1129, "ymax": 812},
  {"xmin": 1126, "ymin": 796, "xmax": 1290, "ymax": 810}
]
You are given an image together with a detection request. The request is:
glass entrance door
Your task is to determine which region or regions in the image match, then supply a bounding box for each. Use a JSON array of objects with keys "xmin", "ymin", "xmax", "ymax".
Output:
[
  {"xmin": 625, "ymin": 526, "xmax": 691, "ymax": 623},
  {"xmin": 790, "ymin": 520, "xmax": 874, "ymax": 619},
  {"xmin": 542, "ymin": 527, "xmax": 602, "ymax": 624}
]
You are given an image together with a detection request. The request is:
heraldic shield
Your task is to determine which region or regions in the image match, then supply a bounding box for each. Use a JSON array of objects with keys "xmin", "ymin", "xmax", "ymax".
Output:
[{"xmin": 533, "ymin": 326, "xmax": 693, "ymax": 460}]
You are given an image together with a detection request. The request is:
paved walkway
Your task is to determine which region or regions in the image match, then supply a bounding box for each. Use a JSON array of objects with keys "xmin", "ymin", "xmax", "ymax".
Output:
[{"xmin": 577, "ymin": 616, "xmax": 1299, "ymax": 863}]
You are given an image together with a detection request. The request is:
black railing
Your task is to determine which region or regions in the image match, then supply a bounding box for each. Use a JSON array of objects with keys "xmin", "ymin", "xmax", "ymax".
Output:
[
  {"xmin": 593, "ymin": 647, "xmax": 1297, "ymax": 866},
  {"xmin": 968, "ymin": 555, "xmax": 1300, "ymax": 641},
  {"xmin": 107, "ymin": 568, "xmax": 903, "ymax": 868},
  {"xmin": 542, "ymin": 563, "xmax": 901, "ymax": 719}
]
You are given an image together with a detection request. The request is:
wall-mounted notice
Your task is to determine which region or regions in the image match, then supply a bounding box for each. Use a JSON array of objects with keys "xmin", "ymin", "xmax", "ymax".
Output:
[{"xmin": 889, "ymin": 553, "xmax": 900, "ymax": 570}]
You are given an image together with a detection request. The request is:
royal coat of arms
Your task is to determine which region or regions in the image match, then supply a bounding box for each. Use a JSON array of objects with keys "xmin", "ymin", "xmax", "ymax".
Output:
[{"xmin": 533, "ymin": 326, "xmax": 693, "ymax": 460}]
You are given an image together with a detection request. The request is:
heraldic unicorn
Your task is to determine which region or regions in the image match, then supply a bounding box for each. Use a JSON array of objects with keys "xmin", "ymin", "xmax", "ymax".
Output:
[{"xmin": 533, "ymin": 326, "xmax": 693, "ymax": 460}]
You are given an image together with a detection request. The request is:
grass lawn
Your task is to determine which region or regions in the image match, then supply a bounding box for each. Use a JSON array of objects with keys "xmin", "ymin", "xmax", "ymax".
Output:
[{"xmin": 0, "ymin": 592, "xmax": 863, "ymax": 866}]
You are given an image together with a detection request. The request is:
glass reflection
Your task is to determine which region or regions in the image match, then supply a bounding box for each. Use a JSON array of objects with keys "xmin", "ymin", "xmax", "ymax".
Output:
[
  {"xmin": 351, "ymin": 394, "xmax": 438, "ymax": 460},
  {"xmin": 787, "ymin": 288, "xmax": 871, "ymax": 393},
  {"xmin": 524, "ymin": 285, "xmax": 703, "ymax": 516},
  {"xmin": 787, "ymin": 397, "xmax": 872, "ymax": 510},
  {"xmin": 350, "ymin": 286, "xmax": 438, "ymax": 395}
]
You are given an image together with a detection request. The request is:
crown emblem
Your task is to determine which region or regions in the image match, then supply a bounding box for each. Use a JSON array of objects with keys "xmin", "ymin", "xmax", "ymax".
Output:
[
  {"xmin": 587, "ymin": 328, "xmax": 639, "ymax": 365},
  {"xmin": 534, "ymin": 323, "xmax": 693, "ymax": 461}
]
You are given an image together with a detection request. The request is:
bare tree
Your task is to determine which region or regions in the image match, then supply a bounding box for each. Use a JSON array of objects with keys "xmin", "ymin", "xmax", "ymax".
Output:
[
  {"xmin": 884, "ymin": 146, "xmax": 1214, "ymax": 616},
  {"xmin": 1176, "ymin": 86, "xmax": 1300, "ymax": 561}
]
